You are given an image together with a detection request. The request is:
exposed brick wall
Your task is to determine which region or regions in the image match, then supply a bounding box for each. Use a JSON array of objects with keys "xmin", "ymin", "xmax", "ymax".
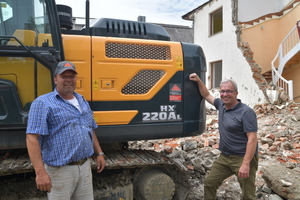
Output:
[
  {"xmin": 231, "ymin": 0, "xmax": 271, "ymax": 103},
  {"xmin": 237, "ymin": 41, "xmax": 270, "ymax": 103}
]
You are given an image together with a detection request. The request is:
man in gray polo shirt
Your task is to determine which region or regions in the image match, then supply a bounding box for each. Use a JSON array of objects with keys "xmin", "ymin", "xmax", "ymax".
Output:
[{"xmin": 189, "ymin": 73, "xmax": 258, "ymax": 200}]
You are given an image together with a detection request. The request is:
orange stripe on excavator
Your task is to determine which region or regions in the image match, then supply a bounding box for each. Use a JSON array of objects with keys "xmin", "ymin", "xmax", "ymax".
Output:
[{"xmin": 93, "ymin": 110, "xmax": 138, "ymax": 125}]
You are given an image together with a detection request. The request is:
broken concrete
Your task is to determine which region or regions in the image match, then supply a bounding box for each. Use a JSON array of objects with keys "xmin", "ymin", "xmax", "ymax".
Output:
[{"xmin": 261, "ymin": 162, "xmax": 300, "ymax": 200}]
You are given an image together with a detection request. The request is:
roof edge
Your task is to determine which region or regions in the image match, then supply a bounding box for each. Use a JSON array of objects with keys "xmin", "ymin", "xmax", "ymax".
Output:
[{"xmin": 182, "ymin": 0, "xmax": 213, "ymax": 21}]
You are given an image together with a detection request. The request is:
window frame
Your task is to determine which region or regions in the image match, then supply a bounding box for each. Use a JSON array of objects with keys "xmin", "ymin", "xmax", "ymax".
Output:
[
  {"xmin": 210, "ymin": 7, "xmax": 223, "ymax": 36},
  {"xmin": 209, "ymin": 60, "xmax": 222, "ymax": 89}
]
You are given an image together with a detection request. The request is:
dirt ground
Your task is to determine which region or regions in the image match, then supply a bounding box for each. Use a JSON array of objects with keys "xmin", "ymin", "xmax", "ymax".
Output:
[{"xmin": 0, "ymin": 172, "xmax": 47, "ymax": 200}]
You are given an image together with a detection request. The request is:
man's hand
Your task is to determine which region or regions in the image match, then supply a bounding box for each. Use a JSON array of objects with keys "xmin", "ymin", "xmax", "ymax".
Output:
[
  {"xmin": 36, "ymin": 171, "xmax": 52, "ymax": 193},
  {"xmin": 96, "ymin": 155, "xmax": 105, "ymax": 173},
  {"xmin": 189, "ymin": 73, "xmax": 215, "ymax": 105},
  {"xmin": 189, "ymin": 73, "xmax": 200, "ymax": 82},
  {"xmin": 238, "ymin": 163, "xmax": 250, "ymax": 179}
]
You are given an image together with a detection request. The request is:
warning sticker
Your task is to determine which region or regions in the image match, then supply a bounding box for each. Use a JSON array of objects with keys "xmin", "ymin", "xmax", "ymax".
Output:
[
  {"xmin": 93, "ymin": 79, "xmax": 99, "ymax": 90},
  {"xmin": 176, "ymin": 56, "xmax": 183, "ymax": 69},
  {"xmin": 169, "ymin": 84, "xmax": 181, "ymax": 102}
]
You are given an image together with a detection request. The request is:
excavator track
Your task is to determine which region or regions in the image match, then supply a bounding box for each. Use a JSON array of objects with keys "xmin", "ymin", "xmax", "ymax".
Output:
[
  {"xmin": 0, "ymin": 149, "xmax": 32, "ymax": 176},
  {"xmin": 0, "ymin": 149, "xmax": 190, "ymax": 200},
  {"xmin": 96, "ymin": 149, "xmax": 174, "ymax": 169},
  {"xmin": 1, "ymin": 149, "xmax": 178, "ymax": 175}
]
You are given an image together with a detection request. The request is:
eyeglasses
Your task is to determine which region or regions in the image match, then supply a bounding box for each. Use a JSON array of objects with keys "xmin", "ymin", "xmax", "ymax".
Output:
[{"xmin": 219, "ymin": 90, "xmax": 237, "ymax": 94}]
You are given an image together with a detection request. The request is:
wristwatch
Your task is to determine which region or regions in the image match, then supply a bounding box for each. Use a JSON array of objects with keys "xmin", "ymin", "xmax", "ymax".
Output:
[{"xmin": 97, "ymin": 152, "xmax": 104, "ymax": 156}]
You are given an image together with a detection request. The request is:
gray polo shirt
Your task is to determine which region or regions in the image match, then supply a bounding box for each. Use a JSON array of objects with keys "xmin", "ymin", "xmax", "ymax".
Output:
[{"xmin": 214, "ymin": 98, "xmax": 258, "ymax": 156}]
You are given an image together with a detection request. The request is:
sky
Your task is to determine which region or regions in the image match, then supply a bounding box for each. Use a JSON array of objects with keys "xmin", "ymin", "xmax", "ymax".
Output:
[{"xmin": 55, "ymin": 0, "xmax": 208, "ymax": 27}]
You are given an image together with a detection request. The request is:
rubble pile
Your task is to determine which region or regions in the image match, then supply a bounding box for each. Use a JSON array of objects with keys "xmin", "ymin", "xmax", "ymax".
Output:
[{"xmin": 129, "ymin": 101, "xmax": 300, "ymax": 200}]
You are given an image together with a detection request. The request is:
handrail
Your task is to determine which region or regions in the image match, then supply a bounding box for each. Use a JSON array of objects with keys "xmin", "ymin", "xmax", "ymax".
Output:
[
  {"xmin": 271, "ymin": 24, "xmax": 299, "ymax": 100},
  {"xmin": 271, "ymin": 65, "xmax": 293, "ymax": 100}
]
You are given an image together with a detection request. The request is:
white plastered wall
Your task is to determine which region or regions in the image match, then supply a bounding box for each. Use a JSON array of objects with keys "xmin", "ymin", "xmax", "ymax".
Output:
[
  {"xmin": 192, "ymin": 0, "xmax": 265, "ymax": 108},
  {"xmin": 238, "ymin": 0, "xmax": 293, "ymax": 22}
]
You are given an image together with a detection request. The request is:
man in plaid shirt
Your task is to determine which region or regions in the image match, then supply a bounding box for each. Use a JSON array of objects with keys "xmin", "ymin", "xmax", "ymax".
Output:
[{"xmin": 26, "ymin": 61, "xmax": 105, "ymax": 200}]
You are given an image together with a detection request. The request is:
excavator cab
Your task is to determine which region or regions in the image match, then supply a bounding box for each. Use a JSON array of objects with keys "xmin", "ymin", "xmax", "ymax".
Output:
[{"xmin": 0, "ymin": 0, "xmax": 62, "ymax": 148}]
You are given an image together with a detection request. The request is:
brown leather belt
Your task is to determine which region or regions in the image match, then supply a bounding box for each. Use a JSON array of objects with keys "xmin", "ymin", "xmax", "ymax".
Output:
[{"xmin": 67, "ymin": 158, "xmax": 87, "ymax": 165}]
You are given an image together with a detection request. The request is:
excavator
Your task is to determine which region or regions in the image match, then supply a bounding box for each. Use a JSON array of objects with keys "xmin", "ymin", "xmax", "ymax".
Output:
[{"xmin": 0, "ymin": 0, "xmax": 207, "ymax": 199}]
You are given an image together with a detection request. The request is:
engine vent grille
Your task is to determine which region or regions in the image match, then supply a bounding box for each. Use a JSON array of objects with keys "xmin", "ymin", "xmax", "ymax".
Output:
[
  {"xmin": 122, "ymin": 70, "xmax": 165, "ymax": 94},
  {"xmin": 106, "ymin": 42, "xmax": 171, "ymax": 60}
]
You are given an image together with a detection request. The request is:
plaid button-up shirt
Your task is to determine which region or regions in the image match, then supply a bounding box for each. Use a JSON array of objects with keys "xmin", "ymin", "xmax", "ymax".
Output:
[{"xmin": 26, "ymin": 89, "xmax": 98, "ymax": 166}]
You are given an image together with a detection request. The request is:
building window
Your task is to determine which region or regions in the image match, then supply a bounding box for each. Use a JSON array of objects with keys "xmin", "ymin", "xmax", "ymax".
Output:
[
  {"xmin": 210, "ymin": 61, "xmax": 222, "ymax": 89},
  {"xmin": 210, "ymin": 8, "xmax": 223, "ymax": 35}
]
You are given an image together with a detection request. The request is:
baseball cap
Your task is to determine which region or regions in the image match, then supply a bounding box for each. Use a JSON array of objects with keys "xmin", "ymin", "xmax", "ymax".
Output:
[{"xmin": 54, "ymin": 61, "xmax": 78, "ymax": 75}]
